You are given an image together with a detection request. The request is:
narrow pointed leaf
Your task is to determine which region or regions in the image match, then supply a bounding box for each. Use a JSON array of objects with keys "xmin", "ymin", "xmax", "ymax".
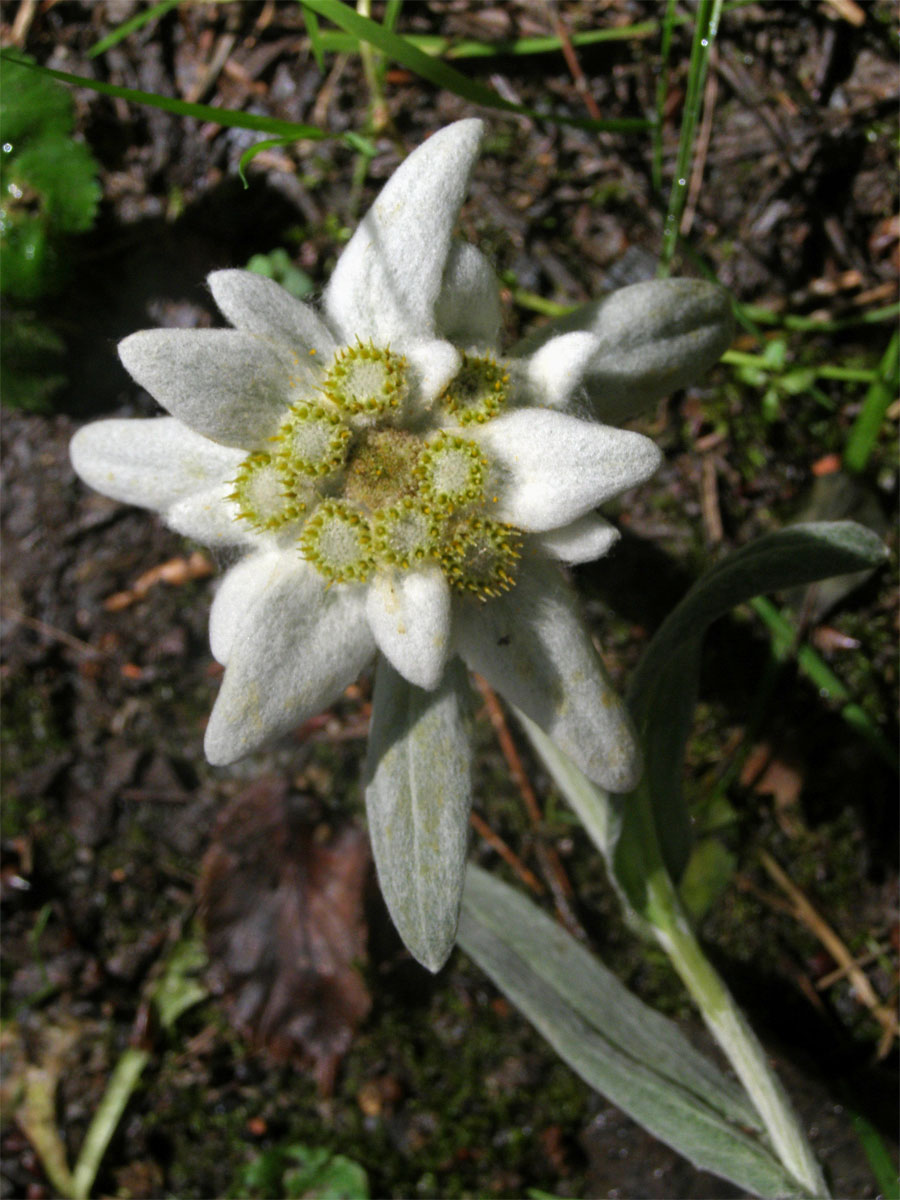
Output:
[
  {"xmin": 365, "ymin": 657, "xmax": 472, "ymax": 972},
  {"xmin": 459, "ymin": 866, "xmax": 809, "ymax": 1200},
  {"xmin": 628, "ymin": 521, "xmax": 888, "ymax": 878},
  {"xmin": 87, "ymin": 0, "xmax": 179, "ymax": 57},
  {"xmin": 299, "ymin": 0, "xmax": 647, "ymax": 135},
  {"xmin": 0, "ymin": 53, "xmax": 331, "ymax": 142}
]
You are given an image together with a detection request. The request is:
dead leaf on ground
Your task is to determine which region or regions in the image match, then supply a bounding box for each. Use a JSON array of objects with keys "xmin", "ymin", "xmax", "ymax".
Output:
[
  {"xmin": 104, "ymin": 552, "xmax": 213, "ymax": 611},
  {"xmin": 198, "ymin": 779, "xmax": 371, "ymax": 1095},
  {"xmin": 740, "ymin": 743, "xmax": 805, "ymax": 836}
]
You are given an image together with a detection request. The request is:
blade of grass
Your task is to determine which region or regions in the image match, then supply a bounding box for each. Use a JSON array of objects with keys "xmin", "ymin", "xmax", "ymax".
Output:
[
  {"xmin": 658, "ymin": 0, "xmax": 723, "ymax": 273},
  {"xmin": 652, "ymin": 0, "xmax": 678, "ymax": 194},
  {"xmin": 70, "ymin": 1049, "xmax": 151, "ymax": 1200},
  {"xmin": 723, "ymin": 349, "xmax": 882, "ymax": 384},
  {"xmin": 749, "ymin": 596, "xmax": 895, "ymax": 769},
  {"xmin": 383, "ymin": 0, "xmax": 403, "ymax": 32},
  {"xmin": 843, "ymin": 329, "xmax": 899, "ymax": 474},
  {"xmin": 303, "ymin": 3, "xmax": 326, "ymax": 72},
  {"xmin": 87, "ymin": 0, "xmax": 180, "ymax": 58},
  {"xmin": 0, "ymin": 51, "xmax": 332, "ymax": 142},
  {"xmin": 506, "ymin": 285, "xmax": 576, "ymax": 318},
  {"xmin": 298, "ymin": 0, "xmax": 649, "ymax": 135},
  {"xmin": 309, "ymin": 23, "xmax": 661, "ymax": 60},
  {"xmin": 740, "ymin": 301, "xmax": 900, "ymax": 333},
  {"xmin": 846, "ymin": 1107, "xmax": 900, "ymax": 1200}
]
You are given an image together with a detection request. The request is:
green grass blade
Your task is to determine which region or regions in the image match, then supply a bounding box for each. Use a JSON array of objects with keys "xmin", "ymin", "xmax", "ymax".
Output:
[
  {"xmin": 0, "ymin": 51, "xmax": 332, "ymax": 141},
  {"xmin": 658, "ymin": 0, "xmax": 723, "ymax": 273},
  {"xmin": 302, "ymin": 3, "xmax": 326, "ymax": 72},
  {"xmin": 749, "ymin": 596, "xmax": 896, "ymax": 769},
  {"xmin": 383, "ymin": 0, "xmax": 403, "ymax": 32},
  {"xmin": 843, "ymin": 329, "xmax": 899, "ymax": 474},
  {"xmin": 739, "ymin": 301, "xmax": 900, "ymax": 333},
  {"xmin": 298, "ymin": 0, "xmax": 648, "ymax": 135},
  {"xmin": 237, "ymin": 136, "xmax": 296, "ymax": 187},
  {"xmin": 88, "ymin": 0, "xmax": 180, "ymax": 58},
  {"xmin": 846, "ymin": 1107, "xmax": 900, "ymax": 1200},
  {"xmin": 652, "ymin": 0, "xmax": 678, "ymax": 194},
  {"xmin": 723, "ymin": 349, "xmax": 881, "ymax": 385},
  {"xmin": 310, "ymin": 22, "xmax": 662, "ymax": 60}
]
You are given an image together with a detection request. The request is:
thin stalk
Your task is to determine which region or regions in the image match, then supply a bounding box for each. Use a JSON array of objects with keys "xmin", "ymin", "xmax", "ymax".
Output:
[
  {"xmin": 658, "ymin": 0, "xmax": 722, "ymax": 273},
  {"xmin": 521, "ymin": 716, "xmax": 830, "ymax": 1198},
  {"xmin": 652, "ymin": 0, "xmax": 678, "ymax": 194},
  {"xmin": 636, "ymin": 795, "xmax": 828, "ymax": 1197},
  {"xmin": 722, "ymin": 350, "xmax": 879, "ymax": 384},
  {"xmin": 70, "ymin": 1047, "xmax": 151, "ymax": 1200},
  {"xmin": 843, "ymin": 329, "xmax": 899, "ymax": 473},
  {"xmin": 356, "ymin": 0, "xmax": 390, "ymax": 133},
  {"xmin": 749, "ymin": 596, "xmax": 895, "ymax": 769}
]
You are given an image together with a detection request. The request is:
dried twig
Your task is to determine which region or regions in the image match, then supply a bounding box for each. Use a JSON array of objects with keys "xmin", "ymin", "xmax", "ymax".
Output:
[
  {"xmin": 759, "ymin": 850, "xmax": 898, "ymax": 1057},
  {"xmin": 1, "ymin": 605, "xmax": 111, "ymax": 659},
  {"xmin": 469, "ymin": 811, "xmax": 545, "ymax": 897},
  {"xmin": 472, "ymin": 674, "xmax": 585, "ymax": 939},
  {"xmin": 542, "ymin": 0, "xmax": 603, "ymax": 123},
  {"xmin": 9, "ymin": 0, "xmax": 38, "ymax": 46},
  {"xmin": 184, "ymin": 32, "xmax": 237, "ymax": 105},
  {"xmin": 700, "ymin": 453, "xmax": 724, "ymax": 544},
  {"xmin": 103, "ymin": 552, "xmax": 214, "ymax": 612}
]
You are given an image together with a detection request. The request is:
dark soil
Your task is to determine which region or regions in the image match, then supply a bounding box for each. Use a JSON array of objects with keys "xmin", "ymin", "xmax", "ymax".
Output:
[{"xmin": 2, "ymin": 3, "xmax": 897, "ymax": 1199}]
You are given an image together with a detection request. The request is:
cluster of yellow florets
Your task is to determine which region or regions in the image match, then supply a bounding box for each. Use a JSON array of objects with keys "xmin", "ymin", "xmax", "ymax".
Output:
[{"xmin": 230, "ymin": 341, "xmax": 521, "ymax": 599}]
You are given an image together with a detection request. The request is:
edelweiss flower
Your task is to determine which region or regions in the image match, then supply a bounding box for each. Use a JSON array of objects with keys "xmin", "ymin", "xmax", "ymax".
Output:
[{"xmin": 71, "ymin": 120, "xmax": 732, "ymax": 968}]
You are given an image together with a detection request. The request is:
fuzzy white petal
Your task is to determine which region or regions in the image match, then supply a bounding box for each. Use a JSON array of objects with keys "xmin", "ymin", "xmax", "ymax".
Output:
[
  {"xmin": 208, "ymin": 551, "xmax": 285, "ymax": 666},
  {"xmin": 476, "ymin": 409, "xmax": 662, "ymax": 531},
  {"xmin": 535, "ymin": 514, "xmax": 621, "ymax": 565},
  {"xmin": 525, "ymin": 331, "xmax": 600, "ymax": 409},
  {"xmin": 118, "ymin": 329, "xmax": 306, "ymax": 448},
  {"xmin": 435, "ymin": 240, "xmax": 502, "ymax": 349},
  {"xmin": 454, "ymin": 558, "xmax": 640, "ymax": 792},
  {"xmin": 204, "ymin": 563, "xmax": 374, "ymax": 765},
  {"xmin": 403, "ymin": 339, "xmax": 461, "ymax": 411},
  {"xmin": 366, "ymin": 567, "xmax": 451, "ymax": 690},
  {"xmin": 208, "ymin": 269, "xmax": 337, "ymax": 356},
  {"xmin": 514, "ymin": 279, "xmax": 733, "ymax": 423},
  {"xmin": 165, "ymin": 483, "xmax": 252, "ymax": 548},
  {"xmin": 70, "ymin": 417, "xmax": 245, "ymax": 511},
  {"xmin": 324, "ymin": 120, "xmax": 484, "ymax": 344}
]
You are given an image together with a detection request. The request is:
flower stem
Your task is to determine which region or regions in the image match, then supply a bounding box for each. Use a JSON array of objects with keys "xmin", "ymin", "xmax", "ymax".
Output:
[
  {"xmin": 626, "ymin": 785, "xmax": 828, "ymax": 1197},
  {"xmin": 642, "ymin": 845, "xmax": 829, "ymax": 1197},
  {"xmin": 519, "ymin": 714, "xmax": 830, "ymax": 1197}
]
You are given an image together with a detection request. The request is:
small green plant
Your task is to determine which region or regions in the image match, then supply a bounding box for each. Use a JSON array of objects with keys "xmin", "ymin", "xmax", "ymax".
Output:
[
  {"xmin": 231, "ymin": 1142, "xmax": 369, "ymax": 1200},
  {"xmin": 247, "ymin": 247, "xmax": 316, "ymax": 300},
  {"xmin": 0, "ymin": 56, "xmax": 100, "ymax": 300}
]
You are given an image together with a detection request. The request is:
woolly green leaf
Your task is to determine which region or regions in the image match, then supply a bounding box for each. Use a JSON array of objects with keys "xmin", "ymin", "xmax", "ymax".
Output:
[
  {"xmin": 459, "ymin": 866, "xmax": 809, "ymax": 1199},
  {"xmin": 628, "ymin": 521, "xmax": 889, "ymax": 879},
  {"xmin": 365, "ymin": 657, "xmax": 473, "ymax": 972}
]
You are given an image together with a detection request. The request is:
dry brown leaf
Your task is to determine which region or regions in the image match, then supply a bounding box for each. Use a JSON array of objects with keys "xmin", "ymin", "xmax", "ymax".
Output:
[
  {"xmin": 104, "ymin": 552, "xmax": 213, "ymax": 611},
  {"xmin": 740, "ymin": 743, "xmax": 805, "ymax": 836},
  {"xmin": 198, "ymin": 779, "xmax": 371, "ymax": 1095}
]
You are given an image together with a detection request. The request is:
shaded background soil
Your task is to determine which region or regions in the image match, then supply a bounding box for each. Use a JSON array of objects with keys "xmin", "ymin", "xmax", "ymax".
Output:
[{"xmin": 1, "ymin": 2, "xmax": 898, "ymax": 1198}]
